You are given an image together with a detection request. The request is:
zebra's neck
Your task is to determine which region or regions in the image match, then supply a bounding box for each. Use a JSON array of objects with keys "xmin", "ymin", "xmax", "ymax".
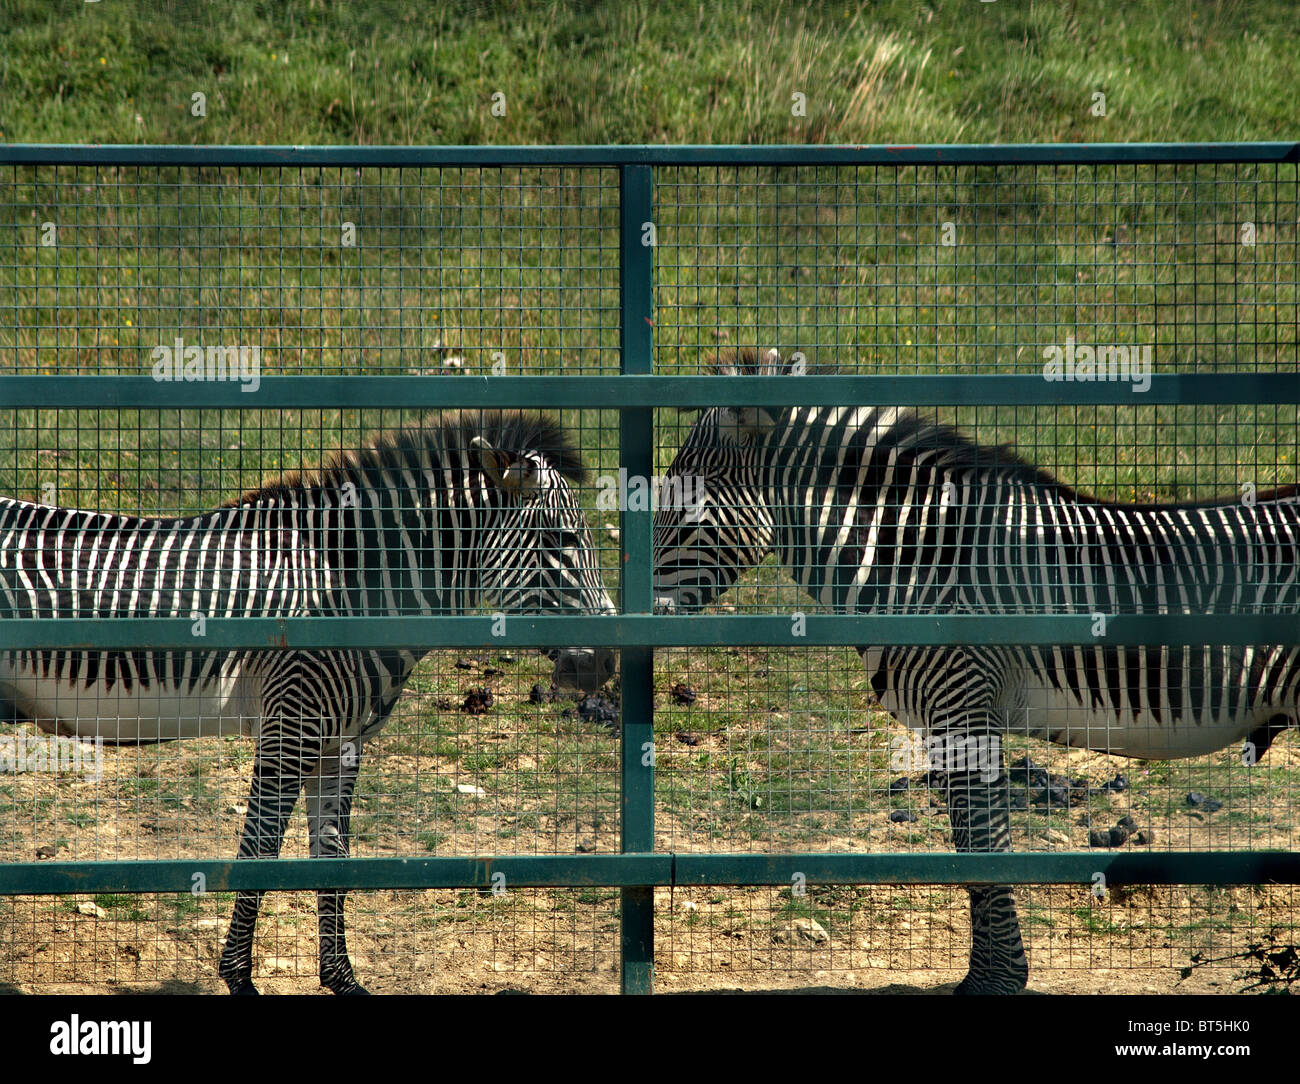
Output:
[{"xmin": 227, "ymin": 440, "xmax": 494, "ymax": 618}]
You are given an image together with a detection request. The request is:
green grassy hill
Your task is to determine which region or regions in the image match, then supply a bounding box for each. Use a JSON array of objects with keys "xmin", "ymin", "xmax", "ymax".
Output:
[{"xmin": 2, "ymin": 0, "xmax": 1297, "ymax": 146}]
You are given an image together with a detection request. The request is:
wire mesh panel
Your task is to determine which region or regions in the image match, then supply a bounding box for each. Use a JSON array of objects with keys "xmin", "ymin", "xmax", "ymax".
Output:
[
  {"xmin": 3, "ymin": 163, "xmax": 621, "ymax": 375},
  {"xmin": 654, "ymin": 162, "xmax": 1297, "ymax": 374}
]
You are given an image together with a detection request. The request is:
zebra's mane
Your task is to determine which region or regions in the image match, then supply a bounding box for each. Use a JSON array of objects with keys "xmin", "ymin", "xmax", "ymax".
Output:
[
  {"xmin": 708, "ymin": 349, "xmax": 1300, "ymax": 510},
  {"xmin": 223, "ymin": 411, "xmax": 587, "ymax": 507}
]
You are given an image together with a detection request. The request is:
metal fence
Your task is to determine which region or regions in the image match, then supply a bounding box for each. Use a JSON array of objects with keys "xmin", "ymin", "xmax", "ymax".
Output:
[{"xmin": 0, "ymin": 143, "xmax": 1298, "ymax": 994}]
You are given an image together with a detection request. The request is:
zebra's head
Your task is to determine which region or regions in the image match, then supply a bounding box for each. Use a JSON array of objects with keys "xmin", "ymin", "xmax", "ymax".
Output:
[
  {"xmin": 467, "ymin": 420, "xmax": 616, "ymax": 693},
  {"xmin": 652, "ymin": 351, "xmax": 786, "ymax": 614}
]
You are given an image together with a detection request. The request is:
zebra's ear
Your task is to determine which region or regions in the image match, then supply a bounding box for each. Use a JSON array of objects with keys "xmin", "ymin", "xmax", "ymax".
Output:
[
  {"xmin": 470, "ymin": 437, "xmax": 539, "ymax": 495},
  {"xmin": 719, "ymin": 405, "xmax": 777, "ymax": 445}
]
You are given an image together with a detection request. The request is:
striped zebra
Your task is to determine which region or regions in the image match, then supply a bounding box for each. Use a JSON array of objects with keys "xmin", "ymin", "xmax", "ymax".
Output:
[
  {"xmin": 652, "ymin": 350, "xmax": 1299, "ymax": 995},
  {"xmin": 0, "ymin": 411, "xmax": 616, "ymax": 994}
]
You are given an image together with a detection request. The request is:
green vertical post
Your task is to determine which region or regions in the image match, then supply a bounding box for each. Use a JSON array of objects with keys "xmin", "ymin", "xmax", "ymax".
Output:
[{"xmin": 619, "ymin": 163, "xmax": 656, "ymax": 995}]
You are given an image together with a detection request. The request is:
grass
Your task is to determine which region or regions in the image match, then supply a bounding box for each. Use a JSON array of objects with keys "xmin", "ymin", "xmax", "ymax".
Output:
[{"xmin": 2, "ymin": 1, "xmax": 1298, "ymax": 146}]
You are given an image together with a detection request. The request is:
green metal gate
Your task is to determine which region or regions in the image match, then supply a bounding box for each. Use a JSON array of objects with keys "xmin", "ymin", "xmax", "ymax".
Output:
[{"xmin": 1, "ymin": 143, "xmax": 1298, "ymax": 993}]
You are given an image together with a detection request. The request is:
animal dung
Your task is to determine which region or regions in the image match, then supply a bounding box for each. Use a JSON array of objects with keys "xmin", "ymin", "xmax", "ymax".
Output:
[
  {"xmin": 574, "ymin": 695, "xmax": 619, "ymax": 727},
  {"xmin": 461, "ymin": 688, "xmax": 494, "ymax": 714}
]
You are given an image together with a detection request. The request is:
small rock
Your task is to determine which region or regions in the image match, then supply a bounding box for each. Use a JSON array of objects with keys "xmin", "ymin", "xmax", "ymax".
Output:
[
  {"xmin": 1105, "ymin": 774, "xmax": 1129, "ymax": 793},
  {"xmin": 888, "ymin": 809, "xmax": 918, "ymax": 824},
  {"xmin": 496, "ymin": 655, "xmax": 516, "ymax": 665},
  {"xmin": 675, "ymin": 732, "xmax": 700, "ymax": 746},
  {"xmin": 775, "ymin": 918, "xmax": 829, "ymax": 945},
  {"xmin": 528, "ymin": 683, "xmax": 552, "ymax": 704},
  {"xmin": 1203, "ymin": 797, "xmax": 1224, "ymax": 813},
  {"xmin": 1134, "ymin": 828, "xmax": 1155, "ymax": 845},
  {"xmin": 483, "ymin": 667, "xmax": 505, "ymax": 678},
  {"xmin": 77, "ymin": 901, "xmax": 108, "ymax": 919},
  {"xmin": 194, "ymin": 918, "xmax": 224, "ymax": 931},
  {"xmin": 575, "ymin": 839, "xmax": 596, "ymax": 854},
  {"xmin": 1117, "ymin": 815, "xmax": 1138, "ymax": 831},
  {"xmin": 226, "ymin": 802, "xmax": 248, "ymax": 816},
  {"xmin": 435, "ymin": 697, "xmax": 453, "ymax": 711},
  {"xmin": 888, "ymin": 777, "xmax": 911, "ymax": 794},
  {"xmin": 455, "ymin": 783, "xmax": 486, "ymax": 796},
  {"xmin": 34, "ymin": 844, "xmax": 57, "ymax": 859},
  {"xmin": 1041, "ymin": 829, "xmax": 1071, "ymax": 845},
  {"xmin": 1186, "ymin": 791, "xmax": 1206, "ymax": 807},
  {"xmin": 455, "ymin": 658, "xmax": 475, "ymax": 670},
  {"xmin": 670, "ymin": 683, "xmax": 697, "ymax": 706},
  {"xmin": 461, "ymin": 688, "xmax": 494, "ymax": 714},
  {"xmin": 681, "ymin": 900, "xmax": 698, "ymax": 913},
  {"xmin": 1108, "ymin": 826, "xmax": 1129, "ymax": 846},
  {"xmin": 1088, "ymin": 830, "xmax": 1112, "ymax": 848}
]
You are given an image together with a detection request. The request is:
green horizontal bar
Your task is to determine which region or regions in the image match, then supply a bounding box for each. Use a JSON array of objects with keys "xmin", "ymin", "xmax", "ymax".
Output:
[
  {"xmin": 2, "ymin": 852, "xmax": 1295, "ymax": 895},
  {"xmin": 670, "ymin": 851, "xmax": 1300, "ymax": 887},
  {"xmin": 0, "ymin": 856, "xmax": 666, "ymax": 894},
  {"xmin": 3, "ymin": 143, "xmax": 1297, "ymax": 167},
  {"xmin": 0, "ymin": 374, "xmax": 1295, "ymax": 410},
  {"xmin": 0, "ymin": 615, "xmax": 1294, "ymax": 650}
]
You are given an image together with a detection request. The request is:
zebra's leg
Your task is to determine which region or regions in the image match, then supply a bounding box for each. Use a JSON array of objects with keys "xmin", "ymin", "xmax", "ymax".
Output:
[
  {"xmin": 932, "ymin": 719, "xmax": 1029, "ymax": 995},
  {"xmin": 305, "ymin": 741, "xmax": 366, "ymax": 995},
  {"xmin": 218, "ymin": 722, "xmax": 318, "ymax": 995}
]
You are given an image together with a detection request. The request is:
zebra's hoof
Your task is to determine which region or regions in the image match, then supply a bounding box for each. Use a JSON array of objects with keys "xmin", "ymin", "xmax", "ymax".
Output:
[
  {"xmin": 953, "ymin": 970, "xmax": 1028, "ymax": 995},
  {"xmin": 322, "ymin": 973, "xmax": 369, "ymax": 995},
  {"xmin": 225, "ymin": 978, "xmax": 260, "ymax": 996}
]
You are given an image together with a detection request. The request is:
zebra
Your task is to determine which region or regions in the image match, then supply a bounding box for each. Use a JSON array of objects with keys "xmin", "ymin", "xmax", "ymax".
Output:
[
  {"xmin": 652, "ymin": 349, "xmax": 1299, "ymax": 995},
  {"xmin": 0, "ymin": 411, "xmax": 617, "ymax": 994}
]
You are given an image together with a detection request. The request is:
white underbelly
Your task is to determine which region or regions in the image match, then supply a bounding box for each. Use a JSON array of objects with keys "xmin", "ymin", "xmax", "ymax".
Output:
[
  {"xmin": 0, "ymin": 662, "xmax": 257, "ymax": 743},
  {"xmin": 1009, "ymin": 683, "xmax": 1268, "ymax": 759}
]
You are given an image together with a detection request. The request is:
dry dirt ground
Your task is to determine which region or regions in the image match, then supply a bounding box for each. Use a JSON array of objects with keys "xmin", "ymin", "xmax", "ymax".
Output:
[
  {"xmin": 0, "ymin": 881, "xmax": 1282, "ymax": 995},
  {"xmin": 2, "ymin": 666, "xmax": 1297, "ymax": 997}
]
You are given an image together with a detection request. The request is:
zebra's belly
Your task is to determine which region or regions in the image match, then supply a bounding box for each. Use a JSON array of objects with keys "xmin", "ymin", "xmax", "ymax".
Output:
[
  {"xmin": 1007, "ymin": 682, "xmax": 1270, "ymax": 760},
  {"xmin": 0, "ymin": 659, "xmax": 257, "ymax": 744}
]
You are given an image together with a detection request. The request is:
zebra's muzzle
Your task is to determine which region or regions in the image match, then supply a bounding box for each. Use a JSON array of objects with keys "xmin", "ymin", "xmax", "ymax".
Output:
[{"xmin": 551, "ymin": 646, "xmax": 616, "ymax": 693}]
